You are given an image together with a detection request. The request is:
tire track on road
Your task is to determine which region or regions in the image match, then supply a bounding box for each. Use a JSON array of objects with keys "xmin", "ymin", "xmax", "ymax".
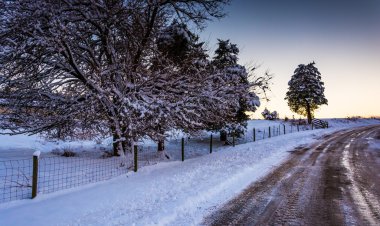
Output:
[{"xmin": 203, "ymin": 125, "xmax": 380, "ymax": 226}]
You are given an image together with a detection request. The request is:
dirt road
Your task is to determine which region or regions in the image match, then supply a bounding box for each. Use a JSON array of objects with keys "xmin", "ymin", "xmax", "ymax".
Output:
[{"xmin": 203, "ymin": 125, "xmax": 380, "ymax": 226}]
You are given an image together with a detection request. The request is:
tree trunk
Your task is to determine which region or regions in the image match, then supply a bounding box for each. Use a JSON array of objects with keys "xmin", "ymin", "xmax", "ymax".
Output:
[
  {"xmin": 111, "ymin": 124, "xmax": 126, "ymax": 156},
  {"xmin": 57, "ymin": 128, "xmax": 62, "ymax": 139},
  {"xmin": 158, "ymin": 140, "xmax": 165, "ymax": 152},
  {"xmin": 220, "ymin": 130, "xmax": 227, "ymax": 142},
  {"xmin": 111, "ymin": 126, "xmax": 120, "ymax": 156},
  {"xmin": 306, "ymin": 102, "xmax": 312, "ymax": 124},
  {"xmin": 112, "ymin": 134, "xmax": 119, "ymax": 156}
]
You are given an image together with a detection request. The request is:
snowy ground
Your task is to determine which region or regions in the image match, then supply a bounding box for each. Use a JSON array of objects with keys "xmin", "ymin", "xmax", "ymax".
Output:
[
  {"xmin": 0, "ymin": 119, "xmax": 315, "ymax": 160},
  {"xmin": 0, "ymin": 118, "xmax": 379, "ymax": 225}
]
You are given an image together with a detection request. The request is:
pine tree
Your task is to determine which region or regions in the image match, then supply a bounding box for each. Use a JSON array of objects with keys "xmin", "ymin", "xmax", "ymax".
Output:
[
  {"xmin": 156, "ymin": 21, "xmax": 207, "ymax": 67},
  {"xmin": 213, "ymin": 39, "xmax": 239, "ymax": 68},
  {"xmin": 152, "ymin": 21, "xmax": 208, "ymax": 153},
  {"xmin": 285, "ymin": 62, "xmax": 328, "ymax": 124},
  {"xmin": 211, "ymin": 40, "xmax": 258, "ymax": 139}
]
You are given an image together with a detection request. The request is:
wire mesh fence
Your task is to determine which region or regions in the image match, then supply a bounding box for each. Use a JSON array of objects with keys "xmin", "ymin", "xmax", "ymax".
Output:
[
  {"xmin": 0, "ymin": 122, "xmax": 321, "ymax": 203},
  {"xmin": 135, "ymin": 146, "xmax": 168, "ymax": 169},
  {"xmin": 0, "ymin": 155, "xmax": 136, "ymax": 203},
  {"xmin": 183, "ymin": 136, "xmax": 222, "ymax": 159},
  {"xmin": 235, "ymin": 124, "xmax": 313, "ymax": 145},
  {"xmin": 38, "ymin": 156, "xmax": 131, "ymax": 195},
  {"xmin": 0, "ymin": 158, "xmax": 33, "ymax": 203}
]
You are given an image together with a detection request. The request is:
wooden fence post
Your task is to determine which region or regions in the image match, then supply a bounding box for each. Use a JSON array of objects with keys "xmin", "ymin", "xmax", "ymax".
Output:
[
  {"xmin": 232, "ymin": 131, "xmax": 235, "ymax": 147},
  {"xmin": 253, "ymin": 128, "xmax": 256, "ymax": 142},
  {"xmin": 297, "ymin": 124, "xmax": 299, "ymax": 132},
  {"xmin": 181, "ymin": 138, "xmax": 185, "ymax": 161},
  {"xmin": 283, "ymin": 124, "xmax": 286, "ymax": 134},
  {"xmin": 32, "ymin": 151, "xmax": 40, "ymax": 199},
  {"xmin": 210, "ymin": 134, "xmax": 213, "ymax": 154},
  {"xmin": 134, "ymin": 145, "xmax": 138, "ymax": 172}
]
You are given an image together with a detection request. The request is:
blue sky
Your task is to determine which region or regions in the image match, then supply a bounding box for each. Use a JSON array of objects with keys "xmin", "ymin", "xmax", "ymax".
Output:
[{"xmin": 201, "ymin": 0, "xmax": 380, "ymax": 118}]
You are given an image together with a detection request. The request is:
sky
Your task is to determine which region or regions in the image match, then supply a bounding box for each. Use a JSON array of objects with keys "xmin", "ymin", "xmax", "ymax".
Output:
[{"xmin": 200, "ymin": 0, "xmax": 380, "ymax": 119}]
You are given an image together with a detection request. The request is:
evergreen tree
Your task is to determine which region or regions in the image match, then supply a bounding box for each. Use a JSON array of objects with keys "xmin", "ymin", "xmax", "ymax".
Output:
[
  {"xmin": 152, "ymin": 21, "xmax": 208, "ymax": 153},
  {"xmin": 285, "ymin": 62, "xmax": 327, "ymax": 124},
  {"xmin": 156, "ymin": 21, "xmax": 207, "ymax": 67},
  {"xmin": 212, "ymin": 39, "xmax": 239, "ymax": 68},
  {"xmin": 211, "ymin": 39, "xmax": 257, "ymax": 139}
]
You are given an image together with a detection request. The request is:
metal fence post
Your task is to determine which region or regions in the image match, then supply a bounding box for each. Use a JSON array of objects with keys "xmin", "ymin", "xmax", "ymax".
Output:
[
  {"xmin": 210, "ymin": 134, "xmax": 213, "ymax": 154},
  {"xmin": 32, "ymin": 151, "xmax": 40, "ymax": 199},
  {"xmin": 269, "ymin": 127, "xmax": 271, "ymax": 138},
  {"xmin": 181, "ymin": 138, "xmax": 185, "ymax": 161},
  {"xmin": 134, "ymin": 145, "xmax": 138, "ymax": 172},
  {"xmin": 253, "ymin": 128, "xmax": 256, "ymax": 142}
]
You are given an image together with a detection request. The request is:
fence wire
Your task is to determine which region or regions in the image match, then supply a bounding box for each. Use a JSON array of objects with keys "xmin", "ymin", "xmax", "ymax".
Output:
[
  {"xmin": 38, "ymin": 156, "xmax": 131, "ymax": 195},
  {"xmin": 0, "ymin": 158, "xmax": 32, "ymax": 203},
  {"xmin": 236, "ymin": 124, "xmax": 312, "ymax": 144},
  {"xmin": 0, "ymin": 123, "xmax": 319, "ymax": 203},
  {"xmin": 135, "ymin": 146, "xmax": 167, "ymax": 169}
]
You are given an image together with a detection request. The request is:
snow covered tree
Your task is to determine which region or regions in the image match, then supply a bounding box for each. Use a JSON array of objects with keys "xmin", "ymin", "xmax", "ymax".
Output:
[
  {"xmin": 213, "ymin": 39, "xmax": 239, "ymax": 68},
  {"xmin": 285, "ymin": 62, "xmax": 327, "ymax": 124},
  {"xmin": 0, "ymin": 0, "xmax": 231, "ymax": 156},
  {"xmin": 261, "ymin": 108, "xmax": 278, "ymax": 120},
  {"xmin": 151, "ymin": 21, "xmax": 209, "ymax": 153},
  {"xmin": 210, "ymin": 40, "xmax": 266, "ymax": 140}
]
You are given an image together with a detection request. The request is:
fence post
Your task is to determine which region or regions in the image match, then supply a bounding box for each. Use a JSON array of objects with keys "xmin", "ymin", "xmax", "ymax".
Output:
[
  {"xmin": 32, "ymin": 151, "xmax": 40, "ymax": 199},
  {"xmin": 297, "ymin": 124, "xmax": 299, "ymax": 132},
  {"xmin": 134, "ymin": 145, "xmax": 138, "ymax": 172},
  {"xmin": 283, "ymin": 124, "xmax": 286, "ymax": 134},
  {"xmin": 181, "ymin": 137, "xmax": 185, "ymax": 161},
  {"xmin": 232, "ymin": 131, "xmax": 235, "ymax": 147},
  {"xmin": 253, "ymin": 128, "xmax": 256, "ymax": 142},
  {"xmin": 210, "ymin": 134, "xmax": 213, "ymax": 154},
  {"xmin": 279, "ymin": 125, "xmax": 281, "ymax": 135},
  {"xmin": 269, "ymin": 127, "xmax": 271, "ymax": 138}
]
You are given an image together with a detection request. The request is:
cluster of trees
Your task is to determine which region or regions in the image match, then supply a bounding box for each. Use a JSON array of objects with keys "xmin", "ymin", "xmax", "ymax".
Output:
[
  {"xmin": 0, "ymin": 0, "xmax": 271, "ymax": 156},
  {"xmin": 261, "ymin": 108, "xmax": 278, "ymax": 120}
]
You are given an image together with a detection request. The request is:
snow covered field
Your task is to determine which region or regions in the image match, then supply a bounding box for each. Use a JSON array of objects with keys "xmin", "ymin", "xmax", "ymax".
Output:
[
  {"xmin": 0, "ymin": 119, "xmax": 313, "ymax": 160},
  {"xmin": 0, "ymin": 119, "xmax": 379, "ymax": 226}
]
